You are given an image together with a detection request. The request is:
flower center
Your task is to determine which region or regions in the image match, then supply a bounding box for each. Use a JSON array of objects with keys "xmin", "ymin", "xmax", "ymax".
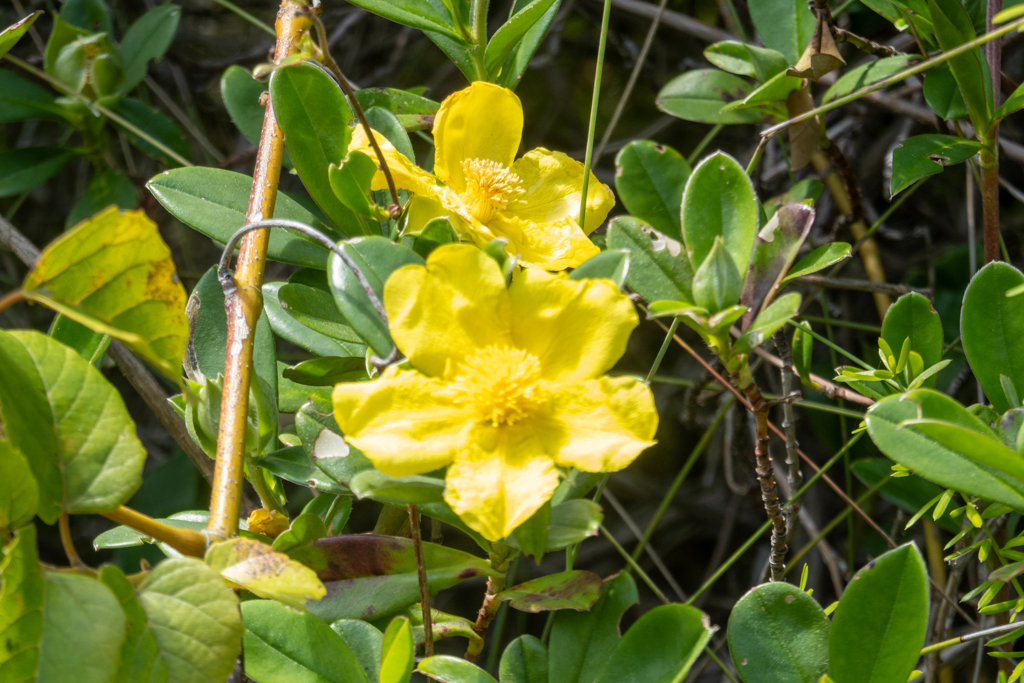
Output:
[
  {"xmin": 450, "ymin": 346, "xmax": 543, "ymax": 427},
  {"xmin": 460, "ymin": 158, "xmax": 524, "ymax": 224}
]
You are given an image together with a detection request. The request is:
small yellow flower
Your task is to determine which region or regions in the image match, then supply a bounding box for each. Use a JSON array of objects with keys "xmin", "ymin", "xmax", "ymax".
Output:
[
  {"xmin": 332, "ymin": 245, "xmax": 658, "ymax": 541},
  {"xmin": 350, "ymin": 82, "xmax": 615, "ymax": 271}
]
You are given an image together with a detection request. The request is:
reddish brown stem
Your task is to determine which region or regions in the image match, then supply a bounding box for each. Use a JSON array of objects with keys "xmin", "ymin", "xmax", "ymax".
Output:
[{"xmin": 408, "ymin": 505, "xmax": 434, "ymax": 658}]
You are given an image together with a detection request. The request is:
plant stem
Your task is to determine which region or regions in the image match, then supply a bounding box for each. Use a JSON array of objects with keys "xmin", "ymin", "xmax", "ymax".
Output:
[
  {"xmin": 0, "ymin": 289, "xmax": 25, "ymax": 314},
  {"xmin": 408, "ymin": 505, "xmax": 434, "ymax": 658},
  {"xmin": 102, "ymin": 505, "xmax": 208, "ymax": 557},
  {"xmin": 981, "ymin": 142, "xmax": 1001, "ymax": 263},
  {"xmin": 773, "ymin": 330, "xmax": 802, "ymax": 545},
  {"xmin": 59, "ymin": 513, "xmax": 84, "ymax": 568},
  {"xmin": 466, "ymin": 543, "xmax": 512, "ymax": 662},
  {"xmin": 470, "ymin": 0, "xmax": 490, "ymax": 79},
  {"xmin": 578, "ymin": 0, "xmax": 613, "ymax": 229},
  {"xmin": 721, "ymin": 349, "xmax": 787, "ymax": 581},
  {"xmin": 207, "ymin": 0, "xmax": 310, "ymax": 541}
]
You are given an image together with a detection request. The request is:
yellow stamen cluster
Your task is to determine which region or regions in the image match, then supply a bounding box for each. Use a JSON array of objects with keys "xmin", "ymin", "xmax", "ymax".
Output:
[
  {"xmin": 461, "ymin": 158, "xmax": 524, "ymax": 223},
  {"xmin": 450, "ymin": 346, "xmax": 543, "ymax": 426}
]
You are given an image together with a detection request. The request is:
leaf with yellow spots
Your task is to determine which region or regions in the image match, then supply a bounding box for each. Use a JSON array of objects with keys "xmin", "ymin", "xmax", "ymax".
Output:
[
  {"xmin": 205, "ymin": 537, "xmax": 326, "ymax": 611},
  {"xmin": 22, "ymin": 206, "xmax": 188, "ymax": 382}
]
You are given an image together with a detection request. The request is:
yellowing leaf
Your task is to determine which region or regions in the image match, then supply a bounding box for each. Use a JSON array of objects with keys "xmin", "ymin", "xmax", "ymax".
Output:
[
  {"xmin": 23, "ymin": 207, "xmax": 187, "ymax": 382},
  {"xmin": 206, "ymin": 537, "xmax": 326, "ymax": 610}
]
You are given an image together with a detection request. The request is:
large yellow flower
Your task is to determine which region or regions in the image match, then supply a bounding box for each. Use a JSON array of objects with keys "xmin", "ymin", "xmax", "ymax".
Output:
[
  {"xmin": 332, "ymin": 245, "xmax": 657, "ymax": 541},
  {"xmin": 350, "ymin": 82, "xmax": 615, "ymax": 271}
]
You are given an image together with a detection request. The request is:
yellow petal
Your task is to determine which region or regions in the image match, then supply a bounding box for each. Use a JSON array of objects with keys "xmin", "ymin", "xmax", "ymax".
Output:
[
  {"xmin": 444, "ymin": 427, "xmax": 559, "ymax": 541},
  {"xmin": 433, "ymin": 82, "xmax": 523, "ymax": 196},
  {"xmin": 333, "ymin": 366, "xmax": 472, "ymax": 475},
  {"xmin": 384, "ymin": 244, "xmax": 513, "ymax": 377},
  {"xmin": 536, "ymin": 376, "xmax": 658, "ymax": 472},
  {"xmin": 510, "ymin": 148, "xmax": 615, "ymax": 235},
  {"xmin": 489, "ymin": 213, "xmax": 599, "ymax": 271},
  {"xmin": 403, "ymin": 193, "xmax": 474, "ymax": 239},
  {"xmin": 350, "ymin": 125, "xmax": 440, "ymax": 198},
  {"xmin": 508, "ymin": 266, "xmax": 637, "ymax": 381},
  {"xmin": 246, "ymin": 509, "xmax": 289, "ymax": 538}
]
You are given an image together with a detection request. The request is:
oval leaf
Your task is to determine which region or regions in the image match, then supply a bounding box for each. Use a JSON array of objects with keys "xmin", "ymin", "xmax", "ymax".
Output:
[
  {"xmin": 497, "ymin": 571, "xmax": 603, "ymax": 613},
  {"xmin": 614, "ymin": 140, "xmax": 691, "ymax": 241},
  {"xmin": 682, "ymin": 151, "xmax": 758, "ymax": 277},
  {"xmin": 594, "ymin": 604, "xmax": 714, "ymax": 683},
  {"xmin": 962, "ymin": 262, "xmax": 1024, "ymax": 413}
]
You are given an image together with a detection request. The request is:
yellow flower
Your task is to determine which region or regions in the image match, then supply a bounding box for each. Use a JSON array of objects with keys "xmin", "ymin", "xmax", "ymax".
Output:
[
  {"xmin": 332, "ymin": 245, "xmax": 657, "ymax": 541},
  {"xmin": 350, "ymin": 82, "xmax": 615, "ymax": 271}
]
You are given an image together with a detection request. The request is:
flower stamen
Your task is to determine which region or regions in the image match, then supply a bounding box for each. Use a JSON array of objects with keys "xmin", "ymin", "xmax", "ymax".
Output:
[
  {"xmin": 460, "ymin": 158, "xmax": 525, "ymax": 224},
  {"xmin": 449, "ymin": 346, "xmax": 543, "ymax": 426}
]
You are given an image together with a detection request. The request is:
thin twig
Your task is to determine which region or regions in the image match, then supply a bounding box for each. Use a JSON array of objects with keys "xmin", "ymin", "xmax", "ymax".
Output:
[
  {"xmin": 59, "ymin": 513, "xmax": 85, "ymax": 569},
  {"xmin": 789, "ymin": 274, "xmax": 929, "ymax": 297},
  {"xmin": 578, "ymin": 0, "xmax": 614, "ymax": 228},
  {"xmin": 408, "ymin": 505, "xmax": 434, "ymax": 658}
]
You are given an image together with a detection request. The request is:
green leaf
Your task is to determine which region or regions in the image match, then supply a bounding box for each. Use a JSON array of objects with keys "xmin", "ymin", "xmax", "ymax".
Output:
[
  {"xmin": 865, "ymin": 390, "xmax": 1024, "ymax": 511},
  {"xmin": 683, "ymin": 151, "xmax": 758, "ymax": 276},
  {"xmin": 549, "ymin": 573, "xmax": 638, "ymax": 683},
  {"xmin": 330, "ymin": 151, "xmax": 389, "ymax": 220},
  {"xmin": 782, "ymin": 243, "xmax": 851, "ymax": 282},
  {"xmin": 418, "ymin": 656, "xmax": 499, "ymax": 683},
  {"xmin": 485, "ymin": 0, "xmax": 559, "ymax": 75},
  {"xmin": 44, "ymin": 15, "xmax": 88, "ymax": 76},
  {"xmin": 295, "ymin": 403, "xmax": 375, "ymax": 485},
  {"xmin": 962, "ymin": 262, "xmax": 1024, "ymax": 413},
  {"xmin": 24, "ymin": 206, "xmax": 188, "ymax": 382},
  {"xmin": 380, "ymin": 617, "xmax": 415, "ymax": 683},
  {"xmin": 97, "ymin": 564, "xmax": 156, "ymax": 683},
  {"xmin": 119, "ymin": 3, "xmax": 181, "ymax": 93},
  {"xmin": 614, "ymin": 140, "xmax": 691, "ymax": 241},
  {"xmin": 40, "ymin": 572, "xmax": 125, "ymax": 683},
  {"xmin": 606, "ymin": 216, "xmax": 692, "ymax": 304},
  {"xmin": 749, "ymin": 0, "xmax": 817, "ymax": 64},
  {"xmin": 500, "ymin": 635, "xmax": 549, "ymax": 683},
  {"xmin": 739, "ymin": 203, "xmax": 814, "ymax": 328},
  {"xmin": 924, "ymin": 66, "xmax": 970, "ymax": 120},
  {"xmin": 495, "ymin": 0, "xmax": 562, "ymax": 89},
  {"xmin": 220, "ymin": 65, "xmax": 293, "ymax": 167},
  {"xmin": 927, "ymin": 0, "xmax": 992, "ymax": 131},
  {"xmin": 277, "ymin": 278, "xmax": 365, "ymax": 342},
  {"xmin": 49, "ymin": 314, "xmax": 110, "ymax": 367},
  {"xmin": 110, "ymin": 97, "xmax": 191, "ymax": 164},
  {"xmin": 829, "ymin": 544, "xmax": 929, "ymax": 683},
  {"xmin": 736, "ymin": 292, "xmax": 802, "ymax": 354},
  {"xmin": 147, "ymin": 167, "xmax": 334, "ymax": 268},
  {"xmin": 594, "ymin": 604, "xmax": 713, "ymax": 683},
  {"xmin": 497, "ymin": 571, "xmax": 602, "ymax": 613},
  {"xmin": 570, "ymin": 249, "xmax": 629, "ymax": 289},
  {"xmin": 0, "ymin": 70, "xmax": 64, "ymax": 123},
  {"xmin": 890, "ymin": 134, "xmax": 983, "ymax": 195},
  {"xmin": 328, "ymin": 236, "xmax": 424, "ymax": 357},
  {"xmin": 350, "ymin": 469, "xmax": 446, "ymax": 505},
  {"xmin": 0, "ymin": 11, "xmax": 42, "ymax": 61},
  {"xmin": 264, "ymin": 281, "xmax": 364, "ymax": 358},
  {"xmin": 284, "ymin": 357, "xmax": 367, "ymax": 386},
  {"xmin": 0, "ymin": 330, "xmax": 146, "ymax": 523},
  {"xmin": 0, "ymin": 146, "xmax": 82, "ymax": 198},
  {"xmin": 273, "ymin": 512, "xmax": 328, "ymax": 556},
  {"xmin": 513, "ymin": 501, "xmax": 550, "ymax": 561},
  {"xmin": 723, "ymin": 70, "xmax": 801, "ymax": 111},
  {"xmin": 353, "ymin": 88, "xmax": 439, "ymax": 131},
  {"xmin": 425, "ymin": 32, "xmax": 479, "ymax": 84},
  {"xmin": 343, "ymin": 0, "xmax": 463, "ymax": 41},
  {"xmin": 822, "ymin": 55, "xmax": 918, "ymax": 104},
  {"xmin": 331, "ymin": 620, "xmax": 384, "ymax": 681},
  {"xmin": 656, "ymin": 70, "xmax": 767, "ymax": 125},
  {"xmin": 0, "ymin": 525, "xmax": 42, "ymax": 681},
  {"xmin": 66, "ymin": 168, "xmax": 139, "ymax": 228},
  {"xmin": 882, "ymin": 292, "xmax": 943, "ymax": 386},
  {"xmin": 272, "ymin": 64, "xmax": 367, "ymax": 236},
  {"xmin": 0, "ymin": 441, "xmax": 37, "ymax": 533},
  {"xmin": 704, "ymin": 42, "xmax": 789, "ymax": 80},
  {"xmin": 413, "ymin": 218, "xmax": 459, "ymax": 258},
  {"xmin": 692, "ymin": 237, "xmax": 742, "ymax": 315},
  {"xmin": 545, "ymin": 499, "xmax": 603, "ymax": 551},
  {"xmin": 366, "ymin": 106, "xmax": 416, "ymax": 163},
  {"xmin": 727, "ymin": 582, "xmax": 830, "ymax": 683},
  {"xmin": 243, "ymin": 599, "xmax": 370, "ymax": 683},
  {"xmin": 60, "ymin": 0, "xmax": 111, "ymax": 33},
  {"xmin": 305, "ymin": 534, "xmax": 500, "ymax": 622},
  {"xmin": 995, "ymin": 79, "xmax": 1024, "ymax": 121},
  {"xmin": 260, "ymin": 446, "xmax": 351, "ymax": 494}
]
